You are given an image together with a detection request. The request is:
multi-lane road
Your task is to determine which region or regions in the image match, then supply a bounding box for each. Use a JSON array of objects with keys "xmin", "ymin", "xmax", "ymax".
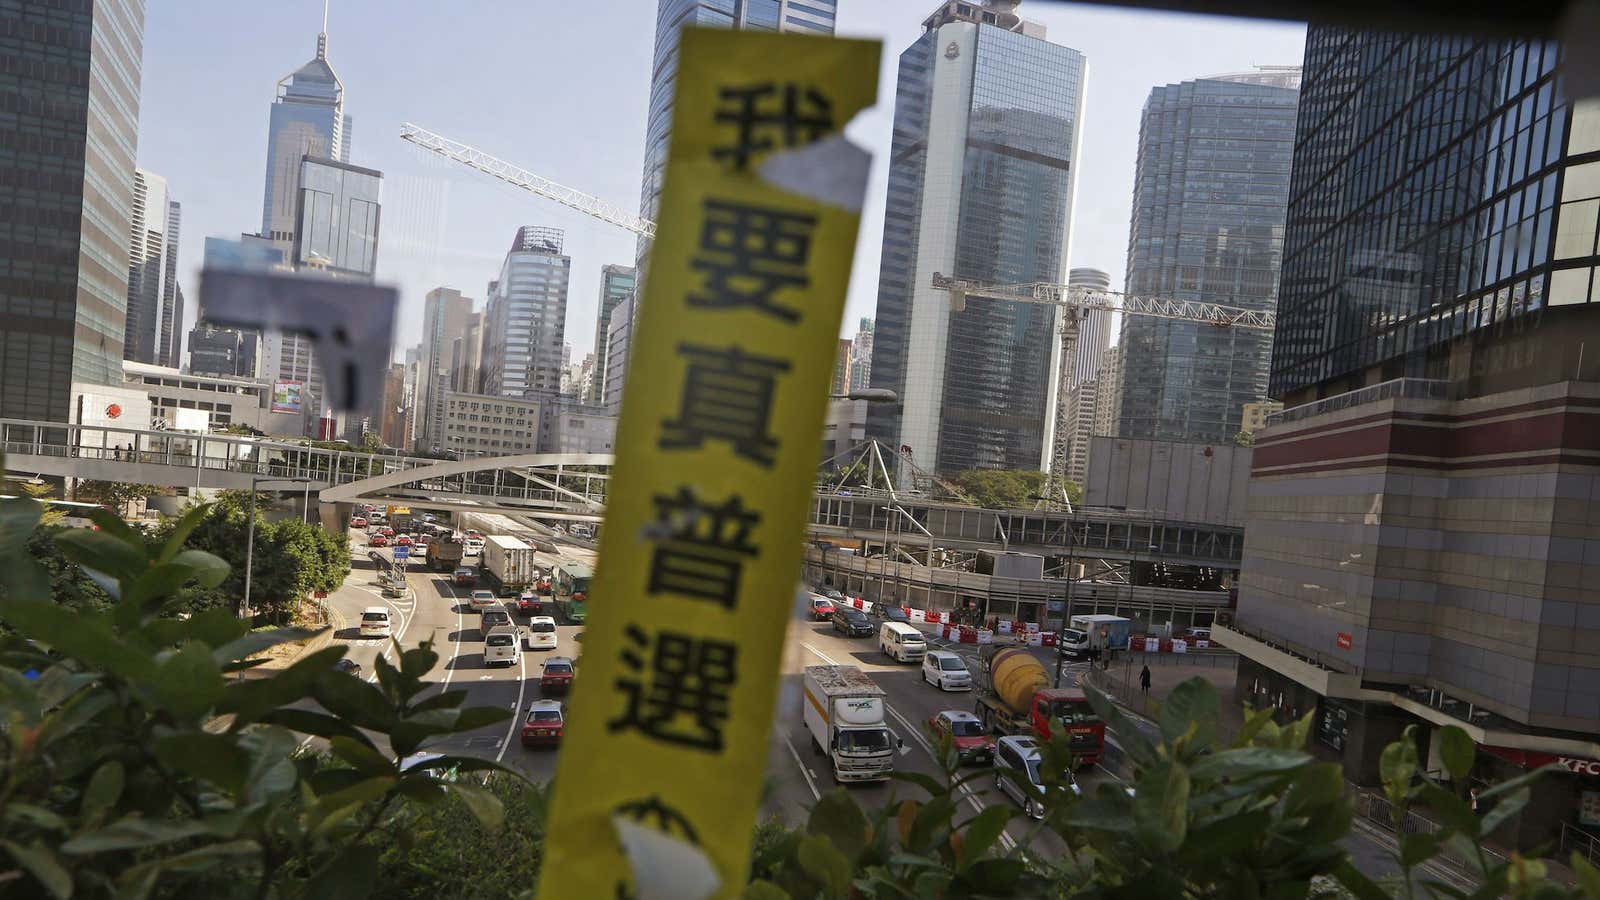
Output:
[{"xmin": 324, "ymin": 526, "xmax": 1458, "ymax": 885}]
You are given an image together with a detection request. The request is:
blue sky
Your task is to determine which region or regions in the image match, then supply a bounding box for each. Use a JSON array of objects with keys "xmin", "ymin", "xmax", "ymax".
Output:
[{"xmin": 137, "ymin": 1, "xmax": 1305, "ymax": 364}]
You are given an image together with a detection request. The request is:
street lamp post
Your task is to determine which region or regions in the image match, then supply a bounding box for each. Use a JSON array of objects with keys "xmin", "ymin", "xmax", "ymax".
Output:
[{"xmin": 242, "ymin": 475, "xmax": 315, "ymax": 622}]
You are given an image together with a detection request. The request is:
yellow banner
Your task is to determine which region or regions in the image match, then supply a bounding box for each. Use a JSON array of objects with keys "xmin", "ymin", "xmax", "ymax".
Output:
[{"xmin": 537, "ymin": 27, "xmax": 880, "ymax": 900}]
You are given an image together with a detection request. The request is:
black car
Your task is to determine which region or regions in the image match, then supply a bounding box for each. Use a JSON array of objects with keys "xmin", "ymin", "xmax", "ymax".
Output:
[
  {"xmin": 877, "ymin": 605, "xmax": 910, "ymax": 624},
  {"xmin": 831, "ymin": 607, "xmax": 873, "ymax": 637}
]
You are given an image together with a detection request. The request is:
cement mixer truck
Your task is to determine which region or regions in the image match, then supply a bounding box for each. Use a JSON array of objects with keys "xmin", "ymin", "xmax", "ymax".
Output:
[{"xmin": 973, "ymin": 645, "xmax": 1105, "ymax": 766}]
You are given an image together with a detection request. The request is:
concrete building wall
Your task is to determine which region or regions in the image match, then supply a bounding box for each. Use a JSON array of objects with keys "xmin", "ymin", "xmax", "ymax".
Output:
[
  {"xmin": 1086, "ymin": 436, "xmax": 1252, "ymax": 527},
  {"xmin": 1237, "ymin": 380, "xmax": 1600, "ymax": 733}
]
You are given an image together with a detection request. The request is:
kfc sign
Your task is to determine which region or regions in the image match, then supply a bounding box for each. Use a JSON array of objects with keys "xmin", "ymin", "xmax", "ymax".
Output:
[
  {"xmin": 1483, "ymin": 745, "xmax": 1600, "ymax": 775},
  {"xmin": 1335, "ymin": 632, "xmax": 1353, "ymax": 650}
]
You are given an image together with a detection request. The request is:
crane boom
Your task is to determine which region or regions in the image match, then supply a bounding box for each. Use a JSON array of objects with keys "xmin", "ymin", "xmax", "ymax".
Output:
[
  {"xmin": 400, "ymin": 123, "xmax": 657, "ymax": 239},
  {"xmin": 931, "ymin": 273, "xmax": 1275, "ymax": 330}
]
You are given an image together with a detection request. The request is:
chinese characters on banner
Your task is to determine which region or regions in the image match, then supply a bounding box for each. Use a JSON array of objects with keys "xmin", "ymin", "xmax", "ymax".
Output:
[{"xmin": 535, "ymin": 29, "xmax": 880, "ymax": 900}]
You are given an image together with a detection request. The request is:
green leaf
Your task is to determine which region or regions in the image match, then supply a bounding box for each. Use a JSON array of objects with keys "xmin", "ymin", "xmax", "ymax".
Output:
[
  {"xmin": 153, "ymin": 733, "xmax": 250, "ymax": 797},
  {"xmin": 210, "ymin": 626, "xmax": 321, "ymax": 666},
  {"xmin": 1399, "ymin": 831, "xmax": 1442, "ymax": 867},
  {"xmin": 155, "ymin": 502, "xmax": 210, "ymax": 565},
  {"xmin": 399, "ymin": 643, "xmax": 439, "ymax": 682},
  {"xmin": 1379, "ymin": 729, "xmax": 1419, "ymax": 794},
  {"xmin": 121, "ymin": 839, "xmax": 257, "ymax": 884},
  {"xmin": 796, "ymin": 833, "xmax": 853, "ymax": 897},
  {"xmin": 1479, "ymin": 786, "xmax": 1529, "ymax": 836},
  {"xmin": 393, "ymin": 776, "xmax": 449, "ymax": 805},
  {"xmin": 241, "ymin": 727, "xmax": 300, "ymax": 806},
  {"xmin": 1, "ymin": 839, "xmax": 73, "ymax": 899},
  {"xmin": 0, "ymin": 496, "xmax": 44, "ymax": 554},
  {"xmin": 1159, "ymin": 677, "xmax": 1220, "ymax": 753},
  {"xmin": 1083, "ymin": 682, "xmax": 1161, "ymax": 769},
  {"xmin": 1283, "ymin": 762, "xmax": 1345, "ymax": 815},
  {"xmin": 4, "ymin": 803, "xmax": 68, "ymax": 832},
  {"xmin": 121, "ymin": 564, "xmax": 201, "ymax": 623},
  {"xmin": 301, "ymin": 844, "xmax": 380, "ymax": 900},
  {"xmin": 143, "ymin": 641, "xmax": 223, "ymax": 721},
  {"xmin": 219, "ymin": 645, "xmax": 347, "ymax": 728},
  {"xmin": 307, "ymin": 776, "xmax": 395, "ymax": 833},
  {"xmin": 408, "ymin": 689, "xmax": 469, "ymax": 714},
  {"xmin": 54, "ymin": 529, "xmax": 146, "ymax": 585},
  {"xmin": 1332, "ymin": 858, "xmax": 1393, "ymax": 900},
  {"xmin": 1134, "ymin": 760, "xmax": 1189, "ymax": 851},
  {"xmin": 37, "ymin": 689, "xmax": 116, "ymax": 752},
  {"xmin": 0, "ymin": 598, "xmax": 156, "ymax": 682},
  {"xmin": 806, "ymin": 788, "xmax": 868, "ymax": 861},
  {"xmin": 312, "ymin": 670, "xmax": 397, "ymax": 732},
  {"xmin": 80, "ymin": 761, "xmax": 124, "ymax": 825},
  {"xmin": 954, "ymin": 805, "xmax": 1012, "ymax": 866},
  {"xmin": 84, "ymin": 506, "xmax": 140, "ymax": 546},
  {"xmin": 1414, "ymin": 782, "xmax": 1478, "ymax": 836},
  {"xmin": 444, "ymin": 781, "xmax": 504, "ymax": 831},
  {"xmin": 1437, "ymin": 726, "xmax": 1475, "ymax": 781},
  {"xmin": 257, "ymin": 707, "xmax": 375, "ymax": 746},
  {"xmin": 1175, "ymin": 810, "xmax": 1270, "ymax": 862},
  {"xmin": 329, "ymin": 736, "xmax": 395, "ymax": 778},
  {"xmin": 1188, "ymin": 746, "xmax": 1310, "ymax": 781},
  {"xmin": 743, "ymin": 880, "xmax": 791, "ymax": 900},
  {"xmin": 169, "ymin": 549, "xmax": 229, "ymax": 589},
  {"xmin": 1570, "ymin": 852, "xmax": 1600, "ymax": 897},
  {"xmin": 1233, "ymin": 704, "xmax": 1279, "ymax": 747},
  {"xmin": 62, "ymin": 817, "xmax": 211, "ymax": 854}
]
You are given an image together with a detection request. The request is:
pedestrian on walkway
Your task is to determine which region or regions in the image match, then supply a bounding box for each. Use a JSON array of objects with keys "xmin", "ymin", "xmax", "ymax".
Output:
[{"xmin": 1139, "ymin": 664, "xmax": 1152, "ymax": 695}]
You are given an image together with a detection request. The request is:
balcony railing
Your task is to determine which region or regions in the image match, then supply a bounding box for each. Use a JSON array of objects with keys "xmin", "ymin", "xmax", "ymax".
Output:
[{"xmin": 1268, "ymin": 378, "xmax": 1451, "ymax": 427}]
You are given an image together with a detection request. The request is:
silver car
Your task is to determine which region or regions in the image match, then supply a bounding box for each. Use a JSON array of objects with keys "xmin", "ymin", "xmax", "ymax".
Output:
[{"xmin": 992, "ymin": 735, "xmax": 1079, "ymax": 819}]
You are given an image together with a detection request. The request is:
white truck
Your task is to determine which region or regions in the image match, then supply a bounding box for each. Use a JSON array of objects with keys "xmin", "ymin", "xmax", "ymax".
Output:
[
  {"xmin": 802, "ymin": 665, "xmax": 898, "ymax": 783},
  {"xmin": 482, "ymin": 535, "xmax": 537, "ymax": 596}
]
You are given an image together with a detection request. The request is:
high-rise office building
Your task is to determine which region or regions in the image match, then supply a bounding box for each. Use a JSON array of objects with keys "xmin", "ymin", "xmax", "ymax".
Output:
[
  {"xmin": 590, "ymin": 264, "xmax": 635, "ymax": 405},
  {"xmin": 634, "ymin": 0, "xmax": 836, "ymax": 283},
  {"xmin": 125, "ymin": 170, "xmax": 184, "ymax": 368},
  {"xmin": 866, "ymin": 0, "xmax": 1086, "ymax": 476},
  {"xmin": 849, "ymin": 318, "xmax": 874, "ymax": 395},
  {"xmin": 418, "ymin": 287, "xmax": 473, "ymax": 452},
  {"xmin": 262, "ymin": 22, "xmax": 348, "ymax": 247},
  {"xmin": 603, "ymin": 295, "xmax": 634, "ymax": 414},
  {"xmin": 293, "ymin": 157, "xmax": 381, "ymax": 278},
  {"xmin": 832, "ymin": 339, "xmax": 853, "ymax": 395},
  {"xmin": 1115, "ymin": 69, "xmax": 1300, "ymax": 445},
  {"xmin": 188, "ymin": 324, "xmax": 258, "ymax": 379},
  {"xmin": 1065, "ymin": 267, "xmax": 1112, "ymax": 390},
  {"xmin": 1223, "ymin": 30, "xmax": 1600, "ymax": 845},
  {"xmin": 484, "ymin": 227, "xmax": 571, "ymax": 401},
  {"xmin": 1089, "ymin": 344, "xmax": 1122, "ymax": 441},
  {"xmin": 454, "ymin": 311, "xmax": 485, "ymax": 398},
  {"xmin": 0, "ymin": 0, "xmax": 145, "ymax": 421}
]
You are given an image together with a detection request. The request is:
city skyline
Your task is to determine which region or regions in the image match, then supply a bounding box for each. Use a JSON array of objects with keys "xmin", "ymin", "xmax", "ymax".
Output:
[{"xmin": 134, "ymin": 0, "xmax": 1305, "ymax": 365}]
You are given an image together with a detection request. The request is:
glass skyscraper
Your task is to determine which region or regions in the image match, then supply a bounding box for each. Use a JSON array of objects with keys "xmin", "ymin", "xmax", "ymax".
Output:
[
  {"xmin": 125, "ymin": 169, "xmax": 184, "ymax": 369},
  {"xmin": 591, "ymin": 264, "xmax": 636, "ymax": 405},
  {"xmin": 261, "ymin": 29, "xmax": 348, "ymax": 246},
  {"xmin": 484, "ymin": 227, "xmax": 572, "ymax": 401},
  {"xmin": 1271, "ymin": 31, "xmax": 1583, "ymax": 404},
  {"xmin": 0, "ymin": 0, "xmax": 145, "ymax": 421},
  {"xmin": 1115, "ymin": 71, "xmax": 1299, "ymax": 445},
  {"xmin": 293, "ymin": 157, "xmax": 382, "ymax": 278},
  {"xmin": 867, "ymin": 2, "xmax": 1086, "ymax": 475},
  {"xmin": 634, "ymin": 0, "xmax": 836, "ymax": 279}
]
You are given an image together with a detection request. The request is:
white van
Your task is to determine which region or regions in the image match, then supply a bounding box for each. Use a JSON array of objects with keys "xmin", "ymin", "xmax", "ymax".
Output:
[
  {"xmin": 879, "ymin": 621, "xmax": 926, "ymax": 663},
  {"xmin": 359, "ymin": 606, "xmax": 392, "ymax": 638},
  {"xmin": 483, "ymin": 626, "xmax": 521, "ymax": 667}
]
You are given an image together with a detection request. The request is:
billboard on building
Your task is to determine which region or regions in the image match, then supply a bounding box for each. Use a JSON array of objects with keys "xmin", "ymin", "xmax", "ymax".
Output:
[
  {"xmin": 172, "ymin": 408, "xmax": 210, "ymax": 433},
  {"xmin": 271, "ymin": 380, "xmax": 303, "ymax": 414}
]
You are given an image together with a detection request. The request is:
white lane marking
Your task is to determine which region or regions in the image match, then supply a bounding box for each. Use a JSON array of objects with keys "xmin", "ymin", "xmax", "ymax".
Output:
[
  {"xmin": 782, "ymin": 732, "xmax": 822, "ymax": 802},
  {"xmin": 493, "ymin": 642, "xmax": 527, "ymax": 766},
  {"xmin": 437, "ymin": 576, "xmax": 466, "ymax": 690},
  {"xmin": 800, "ymin": 641, "xmax": 1016, "ymax": 852}
]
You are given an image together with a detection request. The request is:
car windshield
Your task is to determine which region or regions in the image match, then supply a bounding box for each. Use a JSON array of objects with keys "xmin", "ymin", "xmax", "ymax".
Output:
[
  {"xmin": 545, "ymin": 664, "xmax": 572, "ymax": 675},
  {"xmin": 837, "ymin": 729, "xmax": 890, "ymax": 752},
  {"xmin": 1024, "ymin": 758, "xmax": 1044, "ymax": 787},
  {"xmin": 844, "ymin": 611, "xmax": 866, "ymax": 622},
  {"xmin": 530, "ymin": 622, "xmax": 556, "ymax": 633},
  {"xmin": 938, "ymin": 657, "xmax": 965, "ymax": 671},
  {"xmin": 527, "ymin": 710, "xmax": 561, "ymax": 723},
  {"xmin": 885, "ymin": 609, "xmax": 907, "ymax": 620},
  {"xmin": 1063, "ymin": 629, "xmax": 1088, "ymax": 643},
  {"xmin": 486, "ymin": 634, "xmax": 513, "ymax": 647},
  {"xmin": 1052, "ymin": 699, "xmax": 1098, "ymax": 725},
  {"xmin": 361, "ymin": 613, "xmax": 386, "ymax": 622},
  {"xmin": 948, "ymin": 720, "xmax": 983, "ymax": 737}
]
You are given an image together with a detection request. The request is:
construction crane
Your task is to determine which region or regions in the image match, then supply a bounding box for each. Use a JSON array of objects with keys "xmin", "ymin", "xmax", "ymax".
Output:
[
  {"xmin": 931, "ymin": 272, "xmax": 1277, "ymax": 496},
  {"xmin": 400, "ymin": 122, "xmax": 657, "ymax": 239}
]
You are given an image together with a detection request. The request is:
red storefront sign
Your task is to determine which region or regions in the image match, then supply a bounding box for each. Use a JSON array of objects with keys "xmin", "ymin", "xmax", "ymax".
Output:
[
  {"xmin": 1335, "ymin": 632, "xmax": 1353, "ymax": 650},
  {"xmin": 1482, "ymin": 745, "xmax": 1600, "ymax": 776}
]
